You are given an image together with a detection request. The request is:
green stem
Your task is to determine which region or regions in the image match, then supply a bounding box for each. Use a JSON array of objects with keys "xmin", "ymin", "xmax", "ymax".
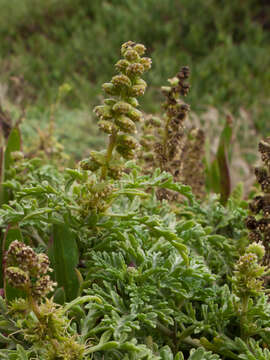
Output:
[
  {"xmin": 240, "ymin": 295, "xmax": 249, "ymax": 341},
  {"xmin": 101, "ymin": 130, "xmax": 117, "ymax": 180},
  {"xmin": 28, "ymin": 291, "xmax": 63, "ymax": 356},
  {"xmin": 28, "ymin": 293, "xmax": 42, "ymax": 322},
  {"xmin": 162, "ymin": 115, "xmax": 171, "ymax": 166},
  {"xmin": 156, "ymin": 321, "xmax": 174, "ymax": 337},
  {"xmin": 182, "ymin": 336, "xmax": 201, "ymax": 348}
]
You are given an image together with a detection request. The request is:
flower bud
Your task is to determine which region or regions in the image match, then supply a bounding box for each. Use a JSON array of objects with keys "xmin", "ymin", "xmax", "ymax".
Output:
[
  {"xmin": 180, "ymin": 103, "xmax": 190, "ymax": 113},
  {"xmin": 161, "ymin": 86, "xmax": 172, "ymax": 95},
  {"xmin": 129, "ymin": 85, "xmax": 146, "ymax": 97},
  {"xmin": 246, "ymin": 242, "xmax": 265, "ymax": 260},
  {"xmin": 254, "ymin": 167, "xmax": 267, "ymax": 183},
  {"xmin": 259, "ymin": 139, "xmax": 270, "ymax": 154},
  {"xmin": 33, "ymin": 275, "xmax": 56, "ymax": 297},
  {"xmin": 108, "ymin": 165, "xmax": 124, "ymax": 179},
  {"xmin": 121, "ymin": 41, "xmax": 136, "ymax": 55},
  {"xmin": 104, "ymin": 98, "xmax": 117, "ymax": 106},
  {"xmin": 112, "ymin": 101, "xmax": 132, "ymax": 114},
  {"xmin": 177, "ymin": 66, "xmax": 190, "ymax": 80},
  {"xmin": 134, "ymin": 43, "xmax": 146, "ymax": 55},
  {"xmin": 127, "ymin": 97, "xmax": 139, "ymax": 107},
  {"xmin": 6, "ymin": 267, "xmax": 29, "ymax": 289},
  {"xmin": 80, "ymin": 158, "xmax": 101, "ymax": 172},
  {"xmin": 6, "ymin": 240, "xmax": 38, "ymax": 271},
  {"xmin": 102, "ymin": 82, "xmax": 118, "ymax": 95},
  {"xmin": 248, "ymin": 230, "xmax": 261, "ymax": 242},
  {"xmin": 245, "ymin": 216, "xmax": 258, "ymax": 230},
  {"xmin": 263, "ymin": 205, "xmax": 270, "ymax": 217},
  {"xmin": 126, "ymin": 63, "xmax": 144, "ymax": 77},
  {"xmin": 238, "ymin": 253, "xmax": 258, "ymax": 268},
  {"xmin": 180, "ymin": 83, "xmax": 190, "ymax": 96},
  {"xmin": 140, "ymin": 57, "xmax": 152, "ymax": 71},
  {"xmin": 117, "ymin": 134, "xmax": 139, "ymax": 150},
  {"xmin": 261, "ymin": 177, "xmax": 270, "ymax": 193},
  {"xmin": 112, "ymin": 74, "xmax": 131, "ymax": 88},
  {"xmin": 129, "ymin": 79, "xmax": 147, "ymax": 96},
  {"xmin": 94, "ymin": 105, "xmax": 113, "ymax": 119},
  {"xmin": 148, "ymin": 116, "xmax": 162, "ymax": 127},
  {"xmin": 249, "ymin": 196, "xmax": 264, "ymax": 214},
  {"xmin": 168, "ymin": 77, "xmax": 179, "ymax": 87},
  {"xmin": 89, "ymin": 150, "xmax": 106, "ymax": 166},
  {"xmin": 135, "ymin": 78, "xmax": 147, "ymax": 87},
  {"xmin": 116, "ymin": 145, "xmax": 135, "ymax": 159},
  {"xmin": 6, "ymin": 241, "xmax": 57, "ymax": 301},
  {"xmin": 115, "ymin": 59, "xmax": 130, "ymax": 72},
  {"xmin": 127, "ymin": 108, "xmax": 143, "ymax": 122},
  {"xmin": 115, "ymin": 115, "xmax": 137, "ymax": 134},
  {"xmin": 98, "ymin": 120, "xmax": 118, "ymax": 134},
  {"xmin": 36, "ymin": 253, "xmax": 51, "ymax": 274},
  {"xmin": 124, "ymin": 49, "xmax": 140, "ymax": 62},
  {"xmin": 6, "ymin": 240, "xmax": 24, "ymax": 259}
]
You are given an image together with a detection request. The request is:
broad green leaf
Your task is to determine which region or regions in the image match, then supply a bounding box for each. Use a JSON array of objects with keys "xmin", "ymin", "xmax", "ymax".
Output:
[
  {"xmin": 205, "ymin": 118, "xmax": 233, "ymax": 205},
  {"xmin": 208, "ymin": 159, "xmax": 220, "ymax": 194},
  {"xmin": 49, "ymin": 223, "xmax": 80, "ymax": 301},
  {"xmin": 53, "ymin": 287, "xmax": 66, "ymax": 305},
  {"xmin": 4, "ymin": 127, "xmax": 21, "ymax": 172},
  {"xmin": 0, "ymin": 127, "xmax": 21, "ymax": 205},
  {"xmin": 216, "ymin": 118, "xmax": 233, "ymax": 205}
]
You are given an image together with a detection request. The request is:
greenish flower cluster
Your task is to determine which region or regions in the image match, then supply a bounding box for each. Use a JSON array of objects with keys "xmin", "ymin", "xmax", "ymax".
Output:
[
  {"xmin": 246, "ymin": 137, "xmax": 270, "ymax": 266},
  {"xmin": 139, "ymin": 66, "xmax": 206, "ymax": 200},
  {"xmin": 233, "ymin": 242, "xmax": 265, "ymax": 298},
  {"xmin": 140, "ymin": 67, "xmax": 190, "ymax": 168},
  {"xmin": 74, "ymin": 173, "xmax": 115, "ymax": 215},
  {"xmin": 5, "ymin": 240, "xmax": 56, "ymax": 299},
  {"xmin": 4, "ymin": 241, "xmax": 85, "ymax": 360},
  {"xmin": 90, "ymin": 41, "xmax": 151, "ymax": 179}
]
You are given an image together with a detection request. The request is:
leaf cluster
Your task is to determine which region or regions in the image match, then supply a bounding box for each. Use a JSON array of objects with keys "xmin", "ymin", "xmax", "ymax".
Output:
[{"xmin": 0, "ymin": 41, "xmax": 270, "ymax": 360}]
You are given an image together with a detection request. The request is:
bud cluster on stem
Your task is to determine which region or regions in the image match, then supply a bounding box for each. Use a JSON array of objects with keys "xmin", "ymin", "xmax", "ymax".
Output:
[
  {"xmin": 140, "ymin": 66, "xmax": 205, "ymax": 200},
  {"xmin": 246, "ymin": 137, "xmax": 270, "ymax": 265},
  {"xmin": 232, "ymin": 242, "xmax": 267, "ymax": 340},
  {"xmin": 5, "ymin": 240, "xmax": 56, "ymax": 301},
  {"xmin": 4, "ymin": 241, "xmax": 84, "ymax": 359},
  {"xmin": 84, "ymin": 41, "xmax": 151, "ymax": 180}
]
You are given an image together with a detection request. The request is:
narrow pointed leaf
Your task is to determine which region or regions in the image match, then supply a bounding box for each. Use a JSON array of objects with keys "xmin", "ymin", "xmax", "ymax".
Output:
[
  {"xmin": 216, "ymin": 118, "xmax": 233, "ymax": 205},
  {"xmin": 49, "ymin": 223, "xmax": 80, "ymax": 301},
  {"xmin": 1, "ymin": 127, "xmax": 21, "ymax": 205}
]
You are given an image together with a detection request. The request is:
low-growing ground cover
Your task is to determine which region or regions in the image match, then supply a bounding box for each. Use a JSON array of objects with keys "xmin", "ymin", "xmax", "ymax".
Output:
[
  {"xmin": 0, "ymin": 0, "xmax": 270, "ymax": 157},
  {"xmin": 0, "ymin": 41, "xmax": 270, "ymax": 360}
]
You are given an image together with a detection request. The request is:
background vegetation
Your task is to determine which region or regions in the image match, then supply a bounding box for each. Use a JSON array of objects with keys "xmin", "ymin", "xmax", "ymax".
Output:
[{"xmin": 0, "ymin": 0, "xmax": 269, "ymax": 158}]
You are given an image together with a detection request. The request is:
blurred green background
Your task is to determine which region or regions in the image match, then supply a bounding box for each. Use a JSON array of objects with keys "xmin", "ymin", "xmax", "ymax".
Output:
[{"xmin": 0, "ymin": 0, "xmax": 269, "ymax": 158}]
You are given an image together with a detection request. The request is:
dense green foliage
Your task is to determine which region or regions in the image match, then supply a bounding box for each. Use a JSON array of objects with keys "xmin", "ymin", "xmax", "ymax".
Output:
[{"xmin": 1, "ymin": 39, "xmax": 270, "ymax": 359}]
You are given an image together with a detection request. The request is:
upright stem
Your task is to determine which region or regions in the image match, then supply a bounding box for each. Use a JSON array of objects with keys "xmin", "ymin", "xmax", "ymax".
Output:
[
  {"xmin": 28, "ymin": 292, "xmax": 42, "ymax": 322},
  {"xmin": 162, "ymin": 116, "xmax": 170, "ymax": 167},
  {"xmin": 101, "ymin": 130, "xmax": 117, "ymax": 180},
  {"xmin": 240, "ymin": 295, "xmax": 249, "ymax": 341}
]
